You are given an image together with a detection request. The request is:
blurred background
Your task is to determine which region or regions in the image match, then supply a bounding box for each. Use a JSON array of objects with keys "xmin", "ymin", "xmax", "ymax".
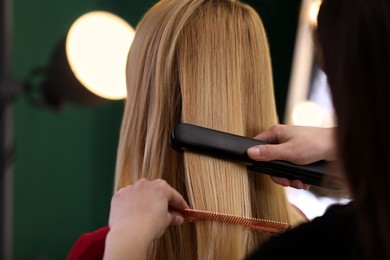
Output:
[{"xmin": 1, "ymin": 0, "xmax": 338, "ymax": 259}]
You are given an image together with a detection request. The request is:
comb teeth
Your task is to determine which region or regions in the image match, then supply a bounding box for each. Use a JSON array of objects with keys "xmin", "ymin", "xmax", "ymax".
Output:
[{"xmin": 177, "ymin": 208, "xmax": 291, "ymax": 234}]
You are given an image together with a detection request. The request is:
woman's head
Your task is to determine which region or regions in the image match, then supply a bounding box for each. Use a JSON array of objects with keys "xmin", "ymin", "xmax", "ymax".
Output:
[
  {"xmin": 318, "ymin": 0, "xmax": 390, "ymax": 259},
  {"xmin": 115, "ymin": 0, "xmax": 303, "ymax": 258},
  {"xmin": 318, "ymin": 0, "xmax": 390, "ymax": 204}
]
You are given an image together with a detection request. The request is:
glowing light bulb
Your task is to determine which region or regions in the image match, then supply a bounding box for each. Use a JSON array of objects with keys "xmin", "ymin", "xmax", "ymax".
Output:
[
  {"xmin": 66, "ymin": 11, "xmax": 135, "ymax": 100},
  {"xmin": 292, "ymin": 101, "xmax": 324, "ymax": 126},
  {"xmin": 309, "ymin": 0, "xmax": 322, "ymax": 27}
]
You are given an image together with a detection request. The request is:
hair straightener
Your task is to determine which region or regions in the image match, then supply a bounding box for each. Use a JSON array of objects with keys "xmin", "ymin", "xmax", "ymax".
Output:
[{"xmin": 169, "ymin": 123, "xmax": 342, "ymax": 190}]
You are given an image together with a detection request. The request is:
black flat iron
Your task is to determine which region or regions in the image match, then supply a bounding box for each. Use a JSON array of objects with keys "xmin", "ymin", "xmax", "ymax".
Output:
[{"xmin": 169, "ymin": 123, "xmax": 342, "ymax": 190}]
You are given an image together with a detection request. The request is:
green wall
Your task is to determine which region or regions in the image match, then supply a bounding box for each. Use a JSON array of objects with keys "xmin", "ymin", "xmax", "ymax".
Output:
[
  {"xmin": 248, "ymin": 0, "xmax": 301, "ymax": 123},
  {"xmin": 11, "ymin": 0, "xmax": 300, "ymax": 259}
]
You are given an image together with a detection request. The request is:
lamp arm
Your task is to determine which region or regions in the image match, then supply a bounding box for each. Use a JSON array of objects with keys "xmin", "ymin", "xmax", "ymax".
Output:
[{"xmin": 1, "ymin": 0, "xmax": 14, "ymax": 259}]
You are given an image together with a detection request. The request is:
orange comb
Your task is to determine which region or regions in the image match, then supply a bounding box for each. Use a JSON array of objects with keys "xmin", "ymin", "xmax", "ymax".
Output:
[{"xmin": 176, "ymin": 208, "xmax": 291, "ymax": 234}]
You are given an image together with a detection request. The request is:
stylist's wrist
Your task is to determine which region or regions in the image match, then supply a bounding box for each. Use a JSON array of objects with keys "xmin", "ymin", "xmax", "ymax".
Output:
[
  {"xmin": 104, "ymin": 221, "xmax": 153, "ymax": 260},
  {"xmin": 111, "ymin": 216, "xmax": 157, "ymax": 243}
]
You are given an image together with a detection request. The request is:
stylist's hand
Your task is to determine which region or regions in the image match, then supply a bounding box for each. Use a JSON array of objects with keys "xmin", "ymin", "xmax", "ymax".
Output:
[
  {"xmin": 104, "ymin": 178, "xmax": 189, "ymax": 260},
  {"xmin": 247, "ymin": 124, "xmax": 336, "ymax": 189}
]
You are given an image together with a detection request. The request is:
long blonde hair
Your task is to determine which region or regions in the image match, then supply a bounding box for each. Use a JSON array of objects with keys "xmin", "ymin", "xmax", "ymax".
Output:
[{"xmin": 115, "ymin": 0, "xmax": 304, "ymax": 259}]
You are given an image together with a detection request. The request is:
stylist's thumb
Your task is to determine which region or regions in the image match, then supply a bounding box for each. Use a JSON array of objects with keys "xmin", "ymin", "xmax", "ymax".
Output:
[{"xmin": 247, "ymin": 144, "xmax": 281, "ymax": 161}]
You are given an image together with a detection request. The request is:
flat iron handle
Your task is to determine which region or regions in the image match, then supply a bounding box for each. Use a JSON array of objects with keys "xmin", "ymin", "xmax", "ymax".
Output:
[{"xmin": 169, "ymin": 123, "xmax": 341, "ymax": 190}]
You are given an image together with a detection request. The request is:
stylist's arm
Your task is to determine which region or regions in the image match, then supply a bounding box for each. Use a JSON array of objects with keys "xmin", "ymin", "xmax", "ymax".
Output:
[
  {"xmin": 103, "ymin": 178, "xmax": 189, "ymax": 260},
  {"xmin": 247, "ymin": 124, "xmax": 337, "ymax": 189}
]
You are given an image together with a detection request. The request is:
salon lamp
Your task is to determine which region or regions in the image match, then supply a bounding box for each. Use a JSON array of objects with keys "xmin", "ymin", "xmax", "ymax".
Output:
[
  {"xmin": 38, "ymin": 11, "xmax": 135, "ymax": 110},
  {"xmin": 284, "ymin": 0, "xmax": 334, "ymax": 127}
]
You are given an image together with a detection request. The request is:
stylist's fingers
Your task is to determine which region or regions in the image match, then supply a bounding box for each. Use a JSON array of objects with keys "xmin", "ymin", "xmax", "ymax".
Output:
[
  {"xmin": 153, "ymin": 179, "xmax": 189, "ymax": 209},
  {"xmin": 248, "ymin": 143, "xmax": 295, "ymax": 162},
  {"xmin": 270, "ymin": 176, "xmax": 291, "ymax": 187},
  {"xmin": 271, "ymin": 176, "xmax": 310, "ymax": 190},
  {"xmin": 167, "ymin": 187, "xmax": 190, "ymax": 210},
  {"xmin": 168, "ymin": 211, "xmax": 186, "ymax": 226},
  {"xmin": 152, "ymin": 179, "xmax": 189, "ymax": 225},
  {"xmin": 167, "ymin": 188, "xmax": 189, "ymax": 226},
  {"xmin": 252, "ymin": 124, "xmax": 284, "ymax": 143},
  {"xmin": 248, "ymin": 125, "xmax": 293, "ymax": 161}
]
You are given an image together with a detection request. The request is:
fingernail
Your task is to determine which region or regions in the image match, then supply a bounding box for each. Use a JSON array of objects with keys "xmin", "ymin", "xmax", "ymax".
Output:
[
  {"xmin": 174, "ymin": 215, "xmax": 184, "ymax": 225},
  {"xmin": 247, "ymin": 147, "xmax": 260, "ymax": 158}
]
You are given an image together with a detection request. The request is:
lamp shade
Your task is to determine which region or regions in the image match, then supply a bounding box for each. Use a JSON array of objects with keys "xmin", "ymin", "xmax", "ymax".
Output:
[
  {"xmin": 40, "ymin": 11, "xmax": 135, "ymax": 110},
  {"xmin": 66, "ymin": 11, "xmax": 135, "ymax": 100},
  {"xmin": 41, "ymin": 37, "xmax": 108, "ymax": 109}
]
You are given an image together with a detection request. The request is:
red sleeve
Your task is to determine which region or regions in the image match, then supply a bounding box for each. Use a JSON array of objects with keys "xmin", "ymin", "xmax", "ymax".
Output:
[{"xmin": 67, "ymin": 226, "xmax": 110, "ymax": 260}]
